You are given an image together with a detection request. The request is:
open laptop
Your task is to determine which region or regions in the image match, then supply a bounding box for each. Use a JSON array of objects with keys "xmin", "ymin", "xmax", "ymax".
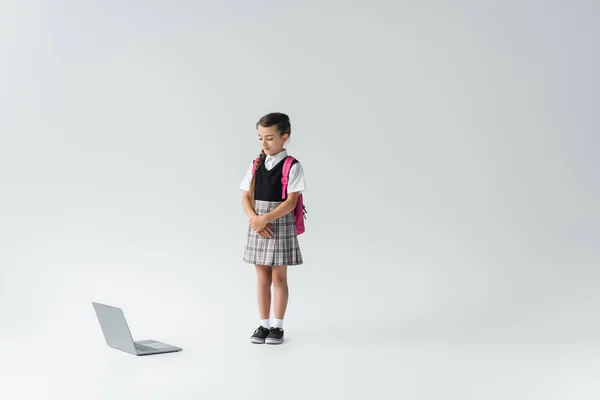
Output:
[{"xmin": 92, "ymin": 302, "xmax": 182, "ymax": 356}]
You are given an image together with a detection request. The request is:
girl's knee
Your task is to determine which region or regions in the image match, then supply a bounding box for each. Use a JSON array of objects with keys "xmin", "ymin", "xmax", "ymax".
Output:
[
  {"xmin": 258, "ymin": 277, "xmax": 272, "ymax": 286},
  {"xmin": 273, "ymin": 282, "xmax": 287, "ymax": 289},
  {"xmin": 272, "ymin": 276, "xmax": 288, "ymax": 287}
]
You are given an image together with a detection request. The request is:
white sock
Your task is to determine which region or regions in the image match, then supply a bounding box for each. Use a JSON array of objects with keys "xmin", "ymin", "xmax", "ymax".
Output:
[
  {"xmin": 260, "ymin": 319, "xmax": 270, "ymax": 328},
  {"xmin": 273, "ymin": 318, "xmax": 284, "ymax": 329}
]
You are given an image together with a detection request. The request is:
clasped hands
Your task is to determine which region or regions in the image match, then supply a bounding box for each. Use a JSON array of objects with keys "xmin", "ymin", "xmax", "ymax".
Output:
[{"xmin": 249, "ymin": 215, "xmax": 273, "ymax": 238}]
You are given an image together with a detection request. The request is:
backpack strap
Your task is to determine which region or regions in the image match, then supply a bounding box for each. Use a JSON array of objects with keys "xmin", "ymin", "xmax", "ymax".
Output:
[{"xmin": 281, "ymin": 156, "xmax": 295, "ymax": 199}]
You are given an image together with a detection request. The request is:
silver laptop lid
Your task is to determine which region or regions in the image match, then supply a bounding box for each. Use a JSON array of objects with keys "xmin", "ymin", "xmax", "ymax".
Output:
[{"xmin": 92, "ymin": 302, "xmax": 136, "ymax": 354}]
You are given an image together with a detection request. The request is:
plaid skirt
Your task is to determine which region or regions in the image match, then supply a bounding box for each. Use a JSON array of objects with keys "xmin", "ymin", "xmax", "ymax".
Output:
[{"xmin": 243, "ymin": 200, "xmax": 303, "ymax": 266}]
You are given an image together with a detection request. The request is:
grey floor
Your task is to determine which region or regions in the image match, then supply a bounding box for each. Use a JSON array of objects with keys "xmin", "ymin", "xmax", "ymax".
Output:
[
  {"xmin": 1, "ymin": 257, "xmax": 599, "ymax": 400},
  {"xmin": 2, "ymin": 320, "xmax": 599, "ymax": 399}
]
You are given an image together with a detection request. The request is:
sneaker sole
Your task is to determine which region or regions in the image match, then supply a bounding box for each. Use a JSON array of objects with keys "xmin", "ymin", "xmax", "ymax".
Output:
[
  {"xmin": 265, "ymin": 338, "xmax": 284, "ymax": 344},
  {"xmin": 250, "ymin": 337, "xmax": 265, "ymax": 344}
]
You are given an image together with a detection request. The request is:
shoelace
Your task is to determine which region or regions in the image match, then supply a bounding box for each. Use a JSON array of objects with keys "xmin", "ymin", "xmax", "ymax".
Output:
[{"xmin": 255, "ymin": 326, "xmax": 269, "ymax": 335}]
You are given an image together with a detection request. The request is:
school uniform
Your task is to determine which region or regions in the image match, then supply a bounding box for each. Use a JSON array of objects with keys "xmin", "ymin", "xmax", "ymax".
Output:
[{"xmin": 239, "ymin": 149, "xmax": 306, "ymax": 266}]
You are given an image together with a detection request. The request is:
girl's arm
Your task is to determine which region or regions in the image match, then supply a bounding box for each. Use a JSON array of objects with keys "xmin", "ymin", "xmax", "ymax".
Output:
[
  {"xmin": 241, "ymin": 191, "xmax": 257, "ymax": 218},
  {"xmin": 242, "ymin": 191, "xmax": 258, "ymax": 218},
  {"xmin": 263, "ymin": 192, "xmax": 299, "ymax": 223}
]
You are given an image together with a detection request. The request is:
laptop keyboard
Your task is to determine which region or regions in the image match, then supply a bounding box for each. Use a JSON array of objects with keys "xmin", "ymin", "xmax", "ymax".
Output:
[{"xmin": 135, "ymin": 344, "xmax": 155, "ymax": 352}]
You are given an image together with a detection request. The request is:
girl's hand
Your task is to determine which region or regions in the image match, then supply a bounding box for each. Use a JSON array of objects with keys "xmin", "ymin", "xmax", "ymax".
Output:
[
  {"xmin": 258, "ymin": 224, "xmax": 273, "ymax": 238},
  {"xmin": 249, "ymin": 215, "xmax": 269, "ymax": 233},
  {"xmin": 250, "ymin": 215, "xmax": 272, "ymax": 237}
]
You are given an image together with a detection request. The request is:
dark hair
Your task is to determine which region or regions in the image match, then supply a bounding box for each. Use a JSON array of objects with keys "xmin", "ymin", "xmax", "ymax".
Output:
[
  {"xmin": 249, "ymin": 112, "xmax": 292, "ymax": 208},
  {"xmin": 255, "ymin": 112, "xmax": 291, "ymax": 136}
]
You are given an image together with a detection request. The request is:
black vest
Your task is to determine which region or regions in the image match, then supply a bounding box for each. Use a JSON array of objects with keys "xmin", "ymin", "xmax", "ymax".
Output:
[{"xmin": 254, "ymin": 158, "xmax": 299, "ymax": 201}]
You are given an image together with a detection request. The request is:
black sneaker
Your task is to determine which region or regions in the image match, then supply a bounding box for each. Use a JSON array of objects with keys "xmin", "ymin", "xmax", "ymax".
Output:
[
  {"xmin": 250, "ymin": 326, "xmax": 270, "ymax": 344},
  {"xmin": 265, "ymin": 327, "xmax": 284, "ymax": 344}
]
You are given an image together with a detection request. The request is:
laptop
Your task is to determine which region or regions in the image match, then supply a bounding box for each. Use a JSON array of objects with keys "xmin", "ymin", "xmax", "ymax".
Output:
[{"xmin": 92, "ymin": 302, "xmax": 182, "ymax": 356}]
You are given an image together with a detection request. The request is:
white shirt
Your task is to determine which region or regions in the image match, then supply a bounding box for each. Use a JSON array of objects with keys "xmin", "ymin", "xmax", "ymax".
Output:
[{"xmin": 239, "ymin": 149, "xmax": 306, "ymax": 193}]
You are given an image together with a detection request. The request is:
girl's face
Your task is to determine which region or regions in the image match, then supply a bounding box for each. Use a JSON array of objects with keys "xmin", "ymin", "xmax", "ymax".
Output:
[{"xmin": 257, "ymin": 125, "xmax": 288, "ymax": 156}]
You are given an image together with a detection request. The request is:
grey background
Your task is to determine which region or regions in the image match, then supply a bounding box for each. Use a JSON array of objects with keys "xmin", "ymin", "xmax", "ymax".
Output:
[{"xmin": 1, "ymin": 0, "xmax": 599, "ymax": 399}]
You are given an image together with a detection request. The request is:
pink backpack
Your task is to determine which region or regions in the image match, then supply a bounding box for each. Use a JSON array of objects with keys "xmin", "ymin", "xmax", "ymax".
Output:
[{"xmin": 252, "ymin": 156, "xmax": 306, "ymax": 235}]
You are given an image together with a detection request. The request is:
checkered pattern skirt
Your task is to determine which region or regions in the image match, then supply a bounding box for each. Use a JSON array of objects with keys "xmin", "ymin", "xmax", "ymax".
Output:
[{"xmin": 243, "ymin": 200, "xmax": 303, "ymax": 266}]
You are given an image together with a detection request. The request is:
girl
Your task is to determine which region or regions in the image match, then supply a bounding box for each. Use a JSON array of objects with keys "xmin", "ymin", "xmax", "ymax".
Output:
[{"xmin": 239, "ymin": 112, "xmax": 306, "ymax": 345}]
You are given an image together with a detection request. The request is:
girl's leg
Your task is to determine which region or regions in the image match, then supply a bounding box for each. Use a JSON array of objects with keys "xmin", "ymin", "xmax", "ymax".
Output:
[
  {"xmin": 272, "ymin": 265, "xmax": 288, "ymax": 320},
  {"xmin": 255, "ymin": 264, "xmax": 272, "ymax": 320}
]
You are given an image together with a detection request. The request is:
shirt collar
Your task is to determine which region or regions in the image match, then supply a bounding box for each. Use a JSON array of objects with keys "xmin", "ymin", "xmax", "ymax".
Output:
[{"xmin": 265, "ymin": 149, "xmax": 288, "ymax": 166}]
